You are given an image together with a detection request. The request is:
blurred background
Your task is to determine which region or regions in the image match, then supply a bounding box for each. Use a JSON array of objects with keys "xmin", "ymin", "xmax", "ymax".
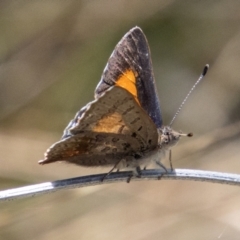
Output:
[{"xmin": 1, "ymin": 0, "xmax": 240, "ymax": 239}]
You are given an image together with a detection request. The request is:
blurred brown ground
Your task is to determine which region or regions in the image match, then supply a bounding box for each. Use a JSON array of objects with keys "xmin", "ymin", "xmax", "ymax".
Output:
[{"xmin": 1, "ymin": 1, "xmax": 240, "ymax": 239}]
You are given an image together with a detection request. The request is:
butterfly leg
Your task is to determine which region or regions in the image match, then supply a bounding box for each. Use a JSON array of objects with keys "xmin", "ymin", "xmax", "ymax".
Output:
[
  {"xmin": 136, "ymin": 166, "xmax": 142, "ymax": 177},
  {"xmin": 127, "ymin": 166, "xmax": 142, "ymax": 183},
  {"xmin": 143, "ymin": 164, "xmax": 151, "ymax": 170},
  {"xmin": 169, "ymin": 150, "xmax": 173, "ymax": 171},
  {"xmin": 155, "ymin": 161, "xmax": 168, "ymax": 180},
  {"xmin": 101, "ymin": 159, "xmax": 122, "ymax": 181},
  {"xmin": 126, "ymin": 174, "xmax": 133, "ymax": 183},
  {"xmin": 156, "ymin": 161, "xmax": 168, "ymax": 172}
]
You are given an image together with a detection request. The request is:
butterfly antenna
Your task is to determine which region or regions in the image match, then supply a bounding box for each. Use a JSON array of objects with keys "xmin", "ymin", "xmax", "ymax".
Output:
[{"xmin": 169, "ymin": 64, "xmax": 209, "ymax": 127}]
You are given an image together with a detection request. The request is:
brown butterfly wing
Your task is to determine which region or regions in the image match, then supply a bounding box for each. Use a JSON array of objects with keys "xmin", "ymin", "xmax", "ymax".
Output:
[
  {"xmin": 62, "ymin": 27, "xmax": 162, "ymax": 141},
  {"xmin": 39, "ymin": 86, "xmax": 158, "ymax": 166},
  {"xmin": 95, "ymin": 26, "xmax": 162, "ymax": 128}
]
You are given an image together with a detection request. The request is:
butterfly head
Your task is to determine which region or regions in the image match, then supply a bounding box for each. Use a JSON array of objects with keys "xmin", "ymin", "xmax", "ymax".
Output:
[{"xmin": 158, "ymin": 126, "xmax": 192, "ymax": 150}]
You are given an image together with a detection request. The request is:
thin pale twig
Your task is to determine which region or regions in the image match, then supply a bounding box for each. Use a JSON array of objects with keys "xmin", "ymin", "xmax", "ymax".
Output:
[{"xmin": 0, "ymin": 169, "xmax": 240, "ymax": 202}]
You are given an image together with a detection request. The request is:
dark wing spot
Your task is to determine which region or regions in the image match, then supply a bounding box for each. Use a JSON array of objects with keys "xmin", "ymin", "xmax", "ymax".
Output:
[
  {"xmin": 134, "ymin": 153, "xmax": 142, "ymax": 159},
  {"xmin": 131, "ymin": 132, "xmax": 137, "ymax": 138},
  {"xmin": 112, "ymin": 148, "xmax": 118, "ymax": 153},
  {"xmin": 118, "ymin": 125, "xmax": 125, "ymax": 133},
  {"xmin": 130, "ymin": 117, "xmax": 140, "ymax": 124},
  {"xmin": 122, "ymin": 106, "xmax": 135, "ymax": 115},
  {"xmin": 112, "ymin": 137, "xmax": 119, "ymax": 142},
  {"xmin": 122, "ymin": 143, "xmax": 131, "ymax": 150},
  {"xmin": 138, "ymin": 126, "xmax": 142, "ymax": 131},
  {"xmin": 96, "ymin": 134, "xmax": 104, "ymax": 142}
]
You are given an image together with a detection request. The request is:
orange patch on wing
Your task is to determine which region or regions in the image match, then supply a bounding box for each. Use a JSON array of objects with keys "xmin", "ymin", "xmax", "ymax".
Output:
[
  {"xmin": 93, "ymin": 112, "xmax": 124, "ymax": 133},
  {"xmin": 115, "ymin": 70, "xmax": 139, "ymax": 104}
]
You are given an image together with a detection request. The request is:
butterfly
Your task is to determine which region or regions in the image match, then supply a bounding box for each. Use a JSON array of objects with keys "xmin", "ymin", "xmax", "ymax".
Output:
[{"xmin": 39, "ymin": 26, "xmax": 195, "ymax": 177}]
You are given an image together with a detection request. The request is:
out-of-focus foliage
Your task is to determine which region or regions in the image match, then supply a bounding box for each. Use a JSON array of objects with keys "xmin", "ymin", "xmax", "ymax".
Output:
[{"xmin": 1, "ymin": 1, "xmax": 240, "ymax": 239}]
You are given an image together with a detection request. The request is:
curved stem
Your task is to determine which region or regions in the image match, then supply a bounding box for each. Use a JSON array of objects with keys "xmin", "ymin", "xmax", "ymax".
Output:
[{"xmin": 1, "ymin": 169, "xmax": 240, "ymax": 201}]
